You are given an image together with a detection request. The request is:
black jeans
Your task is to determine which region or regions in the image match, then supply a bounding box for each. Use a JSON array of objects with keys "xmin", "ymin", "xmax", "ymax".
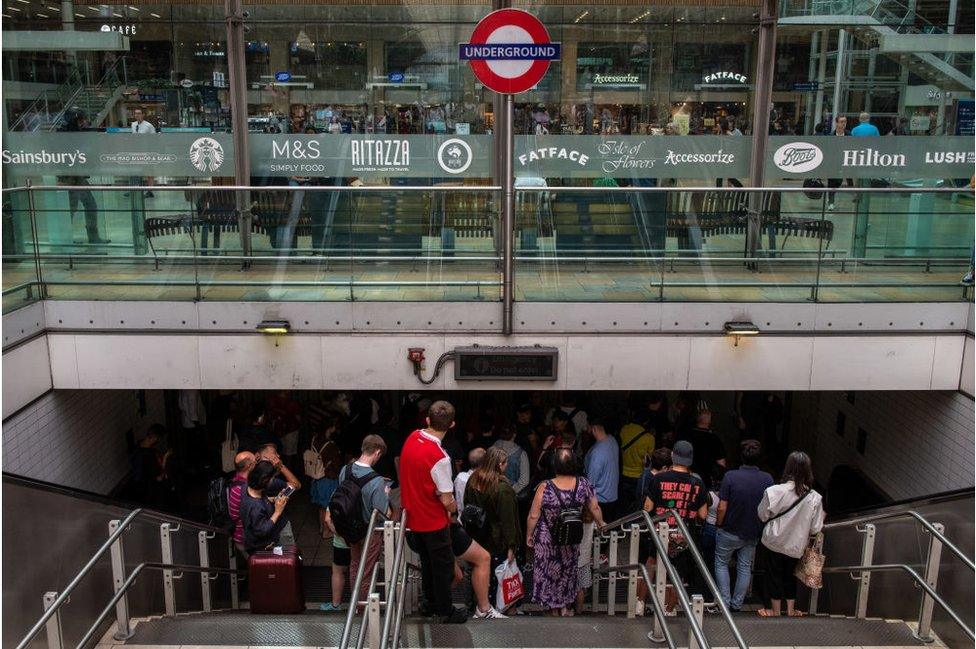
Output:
[
  {"xmin": 407, "ymin": 526, "xmax": 456, "ymax": 617},
  {"xmin": 764, "ymin": 550, "xmax": 799, "ymax": 602},
  {"xmin": 68, "ymin": 189, "xmax": 103, "ymax": 242}
]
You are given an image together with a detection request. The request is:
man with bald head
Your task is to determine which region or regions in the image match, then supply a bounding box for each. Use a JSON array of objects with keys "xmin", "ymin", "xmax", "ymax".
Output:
[{"xmin": 228, "ymin": 451, "xmax": 256, "ymax": 557}]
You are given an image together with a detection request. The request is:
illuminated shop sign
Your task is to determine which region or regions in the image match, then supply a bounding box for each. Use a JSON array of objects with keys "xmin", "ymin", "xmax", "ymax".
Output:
[
  {"xmin": 100, "ymin": 23, "xmax": 136, "ymax": 35},
  {"xmin": 702, "ymin": 71, "xmax": 747, "ymax": 84},
  {"xmin": 593, "ymin": 73, "xmax": 640, "ymax": 85}
]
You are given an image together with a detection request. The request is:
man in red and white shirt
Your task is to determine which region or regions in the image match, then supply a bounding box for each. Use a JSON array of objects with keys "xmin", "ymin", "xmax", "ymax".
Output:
[{"xmin": 400, "ymin": 400, "xmax": 470, "ymax": 624}]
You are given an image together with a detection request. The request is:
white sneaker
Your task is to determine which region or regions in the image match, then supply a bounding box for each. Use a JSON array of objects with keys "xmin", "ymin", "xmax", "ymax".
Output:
[
  {"xmin": 827, "ymin": 202, "xmax": 835, "ymax": 211},
  {"xmin": 473, "ymin": 605, "xmax": 508, "ymax": 619}
]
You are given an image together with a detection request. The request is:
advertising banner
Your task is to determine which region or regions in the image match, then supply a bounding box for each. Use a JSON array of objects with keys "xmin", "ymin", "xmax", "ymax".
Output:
[
  {"xmin": 514, "ymin": 135, "xmax": 752, "ymax": 180},
  {"xmin": 248, "ymin": 134, "xmax": 491, "ymax": 179},
  {"xmin": 765, "ymin": 135, "xmax": 975, "ymax": 181},
  {"xmin": 2, "ymin": 132, "xmax": 235, "ymax": 178}
]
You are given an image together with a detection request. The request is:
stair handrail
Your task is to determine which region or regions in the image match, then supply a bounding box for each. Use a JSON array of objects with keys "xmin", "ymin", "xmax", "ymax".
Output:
[
  {"xmin": 823, "ymin": 510, "xmax": 975, "ymax": 571},
  {"xmin": 668, "ymin": 510, "xmax": 749, "ymax": 649},
  {"xmin": 47, "ymin": 55, "xmax": 127, "ymax": 131},
  {"xmin": 9, "ymin": 66, "xmax": 84, "ymax": 132},
  {"xmin": 75, "ymin": 561, "xmax": 247, "ymax": 649},
  {"xmin": 822, "ymin": 563, "xmax": 975, "ymax": 640},
  {"xmin": 339, "ymin": 508, "xmax": 385, "ymax": 649},
  {"xmin": 594, "ymin": 562, "xmax": 678, "ymax": 649},
  {"xmin": 379, "ymin": 510, "xmax": 408, "ymax": 649},
  {"xmin": 14, "ymin": 507, "xmax": 235, "ymax": 649}
]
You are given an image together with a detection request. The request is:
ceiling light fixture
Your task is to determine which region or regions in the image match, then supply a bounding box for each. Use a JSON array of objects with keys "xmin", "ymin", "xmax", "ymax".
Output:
[
  {"xmin": 150, "ymin": 11, "xmax": 160, "ymax": 17},
  {"xmin": 573, "ymin": 10, "xmax": 588, "ymax": 23}
]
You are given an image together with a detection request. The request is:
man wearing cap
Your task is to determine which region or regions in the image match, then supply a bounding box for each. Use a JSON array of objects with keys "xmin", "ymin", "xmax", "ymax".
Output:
[{"xmin": 643, "ymin": 439, "xmax": 709, "ymax": 594}]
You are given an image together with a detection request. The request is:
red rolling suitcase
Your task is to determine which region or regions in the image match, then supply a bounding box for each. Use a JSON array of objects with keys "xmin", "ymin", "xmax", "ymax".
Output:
[{"xmin": 248, "ymin": 545, "xmax": 305, "ymax": 614}]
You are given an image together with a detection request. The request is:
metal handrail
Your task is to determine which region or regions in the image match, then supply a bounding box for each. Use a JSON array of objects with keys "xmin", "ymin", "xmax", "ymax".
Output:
[
  {"xmin": 339, "ymin": 509, "xmax": 383, "ymax": 649},
  {"xmin": 595, "ymin": 563, "xmax": 678, "ymax": 649},
  {"xmin": 379, "ymin": 511, "xmax": 408, "ymax": 649},
  {"xmin": 356, "ymin": 562, "xmax": 383, "ymax": 649},
  {"xmin": 75, "ymin": 562, "xmax": 246, "ymax": 649},
  {"xmin": 668, "ymin": 510, "xmax": 749, "ymax": 649},
  {"xmin": 14, "ymin": 507, "xmax": 232, "ymax": 649},
  {"xmin": 823, "ymin": 563, "xmax": 975, "ymax": 640},
  {"xmin": 823, "ymin": 510, "xmax": 975, "ymax": 571}
]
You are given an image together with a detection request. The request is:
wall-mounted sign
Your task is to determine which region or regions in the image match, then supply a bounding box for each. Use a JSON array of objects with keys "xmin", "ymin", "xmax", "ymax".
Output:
[
  {"xmin": 460, "ymin": 9, "xmax": 560, "ymax": 94},
  {"xmin": 194, "ymin": 45, "xmax": 226, "ymax": 59},
  {"xmin": 274, "ymin": 71, "xmax": 292, "ymax": 83},
  {"xmin": 593, "ymin": 73, "xmax": 641, "ymax": 85},
  {"xmin": 956, "ymin": 100, "xmax": 974, "ymax": 136},
  {"xmin": 388, "ymin": 72, "xmax": 405, "ymax": 83},
  {"xmin": 180, "ymin": 79, "xmax": 194, "ymax": 88},
  {"xmin": 100, "ymin": 23, "xmax": 136, "ymax": 35},
  {"xmin": 793, "ymin": 82, "xmax": 819, "ymax": 92},
  {"xmin": 765, "ymin": 135, "xmax": 975, "ymax": 179},
  {"xmin": 212, "ymin": 71, "xmax": 227, "ymax": 88},
  {"xmin": 702, "ymin": 71, "xmax": 747, "ymax": 84},
  {"xmin": 454, "ymin": 346, "xmax": 558, "ymax": 381}
]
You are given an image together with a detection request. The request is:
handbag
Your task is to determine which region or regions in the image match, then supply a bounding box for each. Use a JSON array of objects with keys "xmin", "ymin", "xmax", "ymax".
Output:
[
  {"xmin": 303, "ymin": 442, "xmax": 326, "ymax": 479},
  {"xmin": 460, "ymin": 503, "xmax": 486, "ymax": 533},
  {"xmin": 802, "ymin": 177, "xmax": 824, "ymax": 200},
  {"xmin": 794, "ymin": 533, "xmax": 826, "ymax": 588},
  {"xmin": 220, "ymin": 419, "xmax": 237, "ymax": 473},
  {"xmin": 551, "ymin": 479, "xmax": 584, "ymax": 546}
]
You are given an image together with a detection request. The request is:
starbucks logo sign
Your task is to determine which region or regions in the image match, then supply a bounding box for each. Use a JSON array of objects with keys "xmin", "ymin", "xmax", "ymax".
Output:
[
  {"xmin": 189, "ymin": 137, "xmax": 225, "ymax": 173},
  {"xmin": 437, "ymin": 138, "xmax": 472, "ymax": 175}
]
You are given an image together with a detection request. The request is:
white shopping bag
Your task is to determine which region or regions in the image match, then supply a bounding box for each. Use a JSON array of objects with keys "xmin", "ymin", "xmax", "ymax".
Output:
[{"xmin": 494, "ymin": 558, "xmax": 524, "ymax": 612}]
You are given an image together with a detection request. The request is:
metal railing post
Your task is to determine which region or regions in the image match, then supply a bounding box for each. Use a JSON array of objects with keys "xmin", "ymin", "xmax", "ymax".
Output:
[
  {"xmin": 42, "ymin": 592, "xmax": 63, "ymax": 649},
  {"xmin": 198, "ymin": 531, "xmax": 213, "ymax": 613},
  {"xmin": 811, "ymin": 192, "xmax": 827, "ymax": 302},
  {"xmin": 854, "ymin": 524, "xmax": 876, "ymax": 618},
  {"xmin": 383, "ymin": 520, "xmax": 396, "ymax": 597},
  {"xmin": 607, "ymin": 530, "xmax": 620, "ymax": 616},
  {"xmin": 228, "ymin": 537, "xmax": 240, "ymax": 610},
  {"xmin": 25, "ymin": 179, "xmax": 46, "ymax": 299},
  {"xmin": 688, "ymin": 594, "xmax": 705, "ymax": 649},
  {"xmin": 916, "ymin": 522, "xmax": 945, "ymax": 642},
  {"xmin": 591, "ymin": 530, "xmax": 601, "ymax": 612},
  {"xmin": 366, "ymin": 593, "xmax": 382, "ymax": 649},
  {"xmin": 108, "ymin": 520, "xmax": 133, "ymax": 640},
  {"xmin": 652, "ymin": 521, "xmax": 669, "ymax": 641},
  {"xmin": 626, "ymin": 524, "xmax": 640, "ymax": 618},
  {"xmin": 160, "ymin": 523, "xmax": 176, "ymax": 616},
  {"xmin": 809, "ymin": 533, "xmax": 824, "ymax": 615}
]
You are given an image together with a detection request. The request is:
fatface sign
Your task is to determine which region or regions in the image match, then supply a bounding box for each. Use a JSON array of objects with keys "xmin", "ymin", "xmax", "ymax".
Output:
[
  {"xmin": 766, "ymin": 136, "xmax": 975, "ymax": 179},
  {"xmin": 460, "ymin": 9, "xmax": 560, "ymax": 94}
]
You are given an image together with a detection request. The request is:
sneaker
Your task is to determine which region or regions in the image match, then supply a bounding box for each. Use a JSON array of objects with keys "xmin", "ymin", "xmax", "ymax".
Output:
[
  {"xmin": 319, "ymin": 602, "xmax": 342, "ymax": 612},
  {"xmin": 144, "ymin": 191, "xmax": 155, "ymax": 198},
  {"xmin": 962, "ymin": 271, "xmax": 974, "ymax": 286},
  {"xmin": 473, "ymin": 605, "xmax": 508, "ymax": 620},
  {"xmin": 827, "ymin": 202, "xmax": 835, "ymax": 211},
  {"xmin": 443, "ymin": 606, "xmax": 468, "ymax": 624}
]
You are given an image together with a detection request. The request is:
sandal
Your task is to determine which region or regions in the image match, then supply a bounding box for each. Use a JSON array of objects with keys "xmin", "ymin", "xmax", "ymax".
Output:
[
  {"xmin": 757, "ymin": 609, "xmax": 778, "ymax": 617},
  {"xmin": 788, "ymin": 610, "xmax": 806, "ymax": 617}
]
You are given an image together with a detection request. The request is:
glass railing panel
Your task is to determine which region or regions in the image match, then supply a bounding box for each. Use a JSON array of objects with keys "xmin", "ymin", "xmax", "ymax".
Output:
[
  {"xmin": 2, "ymin": 189, "xmax": 40, "ymax": 313},
  {"xmin": 815, "ymin": 188, "xmax": 973, "ymax": 302},
  {"xmin": 33, "ymin": 186, "xmax": 201, "ymax": 301}
]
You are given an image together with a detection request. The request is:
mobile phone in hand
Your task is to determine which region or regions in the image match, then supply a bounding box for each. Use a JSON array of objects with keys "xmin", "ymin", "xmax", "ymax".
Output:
[{"xmin": 279, "ymin": 485, "xmax": 295, "ymax": 498}]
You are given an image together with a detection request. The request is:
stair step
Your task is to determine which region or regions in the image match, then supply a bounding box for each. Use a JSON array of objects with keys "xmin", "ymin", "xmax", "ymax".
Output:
[{"xmin": 120, "ymin": 610, "xmax": 937, "ymax": 648}]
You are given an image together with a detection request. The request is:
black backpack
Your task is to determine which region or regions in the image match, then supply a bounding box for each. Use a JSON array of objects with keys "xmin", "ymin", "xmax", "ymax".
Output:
[
  {"xmin": 550, "ymin": 479, "xmax": 584, "ymax": 546},
  {"xmin": 329, "ymin": 464, "xmax": 379, "ymax": 544},
  {"xmin": 207, "ymin": 476, "xmax": 242, "ymax": 533}
]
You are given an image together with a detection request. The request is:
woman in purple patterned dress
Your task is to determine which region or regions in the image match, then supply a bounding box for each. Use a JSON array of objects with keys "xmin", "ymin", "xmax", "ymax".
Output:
[{"xmin": 526, "ymin": 447, "xmax": 606, "ymax": 616}]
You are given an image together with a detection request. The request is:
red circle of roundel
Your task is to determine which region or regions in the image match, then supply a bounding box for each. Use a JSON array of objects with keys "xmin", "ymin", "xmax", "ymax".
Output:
[{"xmin": 468, "ymin": 9, "xmax": 553, "ymax": 94}]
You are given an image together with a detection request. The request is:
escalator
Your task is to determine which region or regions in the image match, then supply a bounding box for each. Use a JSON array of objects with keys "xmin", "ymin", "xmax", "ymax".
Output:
[{"xmin": 6, "ymin": 473, "xmax": 974, "ymax": 649}]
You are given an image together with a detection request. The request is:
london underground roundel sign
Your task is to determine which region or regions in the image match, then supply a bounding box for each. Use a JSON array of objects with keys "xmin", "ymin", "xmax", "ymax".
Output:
[{"xmin": 460, "ymin": 9, "xmax": 560, "ymax": 94}]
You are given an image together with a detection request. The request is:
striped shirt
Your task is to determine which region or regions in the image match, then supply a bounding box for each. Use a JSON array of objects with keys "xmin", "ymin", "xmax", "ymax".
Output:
[{"xmin": 228, "ymin": 472, "xmax": 248, "ymax": 543}]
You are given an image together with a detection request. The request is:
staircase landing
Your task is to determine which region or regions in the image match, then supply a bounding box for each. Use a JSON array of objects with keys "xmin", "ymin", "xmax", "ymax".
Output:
[{"xmin": 118, "ymin": 611, "xmax": 938, "ymax": 648}]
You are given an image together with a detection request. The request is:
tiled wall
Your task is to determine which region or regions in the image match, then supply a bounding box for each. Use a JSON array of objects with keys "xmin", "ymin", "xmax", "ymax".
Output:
[
  {"xmin": 2, "ymin": 390, "xmax": 165, "ymax": 495},
  {"xmin": 790, "ymin": 391, "xmax": 975, "ymax": 500}
]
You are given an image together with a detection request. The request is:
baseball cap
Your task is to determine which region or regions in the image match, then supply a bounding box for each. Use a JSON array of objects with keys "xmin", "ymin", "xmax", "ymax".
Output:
[{"xmin": 671, "ymin": 440, "xmax": 694, "ymax": 467}]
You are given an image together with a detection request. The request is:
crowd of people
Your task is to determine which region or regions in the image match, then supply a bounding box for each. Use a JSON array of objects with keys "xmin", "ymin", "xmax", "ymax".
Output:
[{"xmin": 136, "ymin": 389, "xmax": 823, "ymax": 622}]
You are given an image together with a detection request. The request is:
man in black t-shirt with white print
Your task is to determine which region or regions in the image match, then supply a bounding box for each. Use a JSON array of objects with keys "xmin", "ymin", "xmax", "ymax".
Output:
[{"xmin": 643, "ymin": 440, "xmax": 709, "ymax": 595}]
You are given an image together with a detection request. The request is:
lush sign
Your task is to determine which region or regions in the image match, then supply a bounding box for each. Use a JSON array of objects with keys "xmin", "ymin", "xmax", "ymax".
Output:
[{"xmin": 766, "ymin": 136, "xmax": 975, "ymax": 180}]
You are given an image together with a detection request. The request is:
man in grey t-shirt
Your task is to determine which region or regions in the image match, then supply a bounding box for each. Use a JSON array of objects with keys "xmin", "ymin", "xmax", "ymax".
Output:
[{"xmin": 337, "ymin": 434, "xmax": 390, "ymax": 598}]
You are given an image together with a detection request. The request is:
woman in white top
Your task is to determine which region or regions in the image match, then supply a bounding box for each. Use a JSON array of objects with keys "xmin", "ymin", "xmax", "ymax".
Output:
[{"xmin": 757, "ymin": 451, "xmax": 824, "ymax": 618}]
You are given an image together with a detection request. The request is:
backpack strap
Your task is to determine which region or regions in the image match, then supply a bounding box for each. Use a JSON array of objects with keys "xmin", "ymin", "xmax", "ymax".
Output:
[
  {"xmin": 620, "ymin": 428, "xmax": 650, "ymax": 453},
  {"xmin": 349, "ymin": 466, "xmax": 379, "ymax": 488}
]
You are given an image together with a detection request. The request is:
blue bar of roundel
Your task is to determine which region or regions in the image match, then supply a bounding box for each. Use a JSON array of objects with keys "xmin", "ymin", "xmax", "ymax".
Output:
[{"xmin": 458, "ymin": 42, "xmax": 561, "ymax": 61}]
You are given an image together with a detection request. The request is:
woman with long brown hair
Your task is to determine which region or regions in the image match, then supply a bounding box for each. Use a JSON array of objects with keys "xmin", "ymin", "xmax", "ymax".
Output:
[{"xmin": 464, "ymin": 445, "xmax": 522, "ymax": 608}]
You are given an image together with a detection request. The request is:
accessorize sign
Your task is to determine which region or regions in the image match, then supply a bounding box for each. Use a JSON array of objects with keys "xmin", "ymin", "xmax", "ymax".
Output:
[
  {"xmin": 766, "ymin": 135, "xmax": 976, "ymax": 179},
  {"xmin": 2, "ymin": 133, "xmax": 233, "ymax": 177}
]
